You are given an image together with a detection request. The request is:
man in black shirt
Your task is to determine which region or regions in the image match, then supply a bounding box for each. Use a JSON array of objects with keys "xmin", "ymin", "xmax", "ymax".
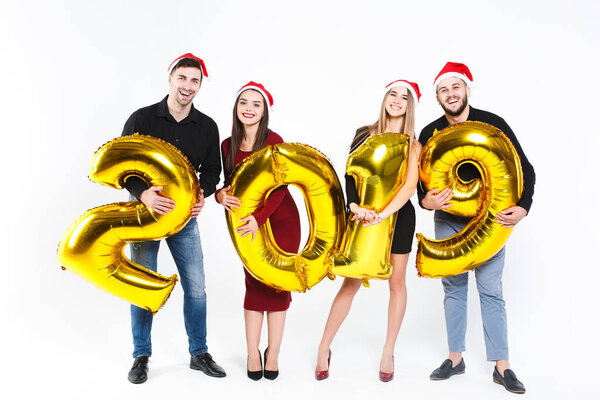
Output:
[
  {"xmin": 420, "ymin": 62, "xmax": 535, "ymax": 394},
  {"xmin": 122, "ymin": 53, "xmax": 225, "ymax": 383}
]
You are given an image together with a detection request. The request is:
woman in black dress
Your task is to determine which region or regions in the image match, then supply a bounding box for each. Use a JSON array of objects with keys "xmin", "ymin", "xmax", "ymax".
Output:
[{"xmin": 315, "ymin": 79, "xmax": 422, "ymax": 382}]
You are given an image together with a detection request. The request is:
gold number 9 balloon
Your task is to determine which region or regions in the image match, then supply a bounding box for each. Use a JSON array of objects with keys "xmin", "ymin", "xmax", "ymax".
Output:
[
  {"xmin": 57, "ymin": 135, "xmax": 199, "ymax": 313},
  {"xmin": 416, "ymin": 121, "xmax": 523, "ymax": 278},
  {"xmin": 226, "ymin": 143, "xmax": 346, "ymax": 292},
  {"xmin": 331, "ymin": 133, "xmax": 410, "ymax": 285}
]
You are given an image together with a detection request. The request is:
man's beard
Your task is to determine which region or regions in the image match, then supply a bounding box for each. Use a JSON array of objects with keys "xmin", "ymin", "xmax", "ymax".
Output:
[{"xmin": 441, "ymin": 97, "xmax": 468, "ymax": 117}]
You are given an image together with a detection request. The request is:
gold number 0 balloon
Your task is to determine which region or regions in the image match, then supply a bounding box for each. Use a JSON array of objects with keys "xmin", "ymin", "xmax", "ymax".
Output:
[
  {"xmin": 57, "ymin": 135, "xmax": 199, "ymax": 313},
  {"xmin": 226, "ymin": 143, "xmax": 346, "ymax": 292},
  {"xmin": 331, "ymin": 133, "xmax": 410, "ymax": 286},
  {"xmin": 416, "ymin": 121, "xmax": 523, "ymax": 278}
]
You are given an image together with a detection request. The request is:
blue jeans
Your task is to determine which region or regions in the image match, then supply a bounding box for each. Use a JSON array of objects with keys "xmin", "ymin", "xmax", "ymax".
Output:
[
  {"xmin": 130, "ymin": 218, "xmax": 207, "ymax": 358},
  {"xmin": 434, "ymin": 211, "xmax": 509, "ymax": 361}
]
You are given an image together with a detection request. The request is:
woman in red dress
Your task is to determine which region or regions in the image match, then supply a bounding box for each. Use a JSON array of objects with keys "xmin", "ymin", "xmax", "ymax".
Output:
[{"xmin": 216, "ymin": 82, "xmax": 301, "ymax": 381}]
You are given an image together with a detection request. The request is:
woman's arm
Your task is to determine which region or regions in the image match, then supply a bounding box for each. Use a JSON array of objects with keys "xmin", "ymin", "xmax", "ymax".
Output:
[
  {"xmin": 215, "ymin": 138, "xmax": 242, "ymax": 212},
  {"xmin": 251, "ymin": 132, "xmax": 287, "ymax": 227},
  {"xmin": 363, "ymin": 141, "xmax": 421, "ymax": 225},
  {"xmin": 252, "ymin": 187, "xmax": 287, "ymax": 227}
]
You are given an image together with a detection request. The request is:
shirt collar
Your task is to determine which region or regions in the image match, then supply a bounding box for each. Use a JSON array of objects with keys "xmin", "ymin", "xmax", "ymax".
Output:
[
  {"xmin": 156, "ymin": 95, "xmax": 201, "ymax": 124},
  {"xmin": 442, "ymin": 105, "xmax": 475, "ymax": 127}
]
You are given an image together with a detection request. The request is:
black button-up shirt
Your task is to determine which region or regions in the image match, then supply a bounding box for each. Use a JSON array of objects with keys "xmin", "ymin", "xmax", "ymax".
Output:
[
  {"xmin": 121, "ymin": 96, "xmax": 221, "ymax": 199},
  {"xmin": 417, "ymin": 107, "xmax": 535, "ymax": 212}
]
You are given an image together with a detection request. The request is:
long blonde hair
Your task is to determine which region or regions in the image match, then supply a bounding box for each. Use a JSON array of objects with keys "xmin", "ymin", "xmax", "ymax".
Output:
[{"xmin": 350, "ymin": 89, "xmax": 416, "ymax": 152}]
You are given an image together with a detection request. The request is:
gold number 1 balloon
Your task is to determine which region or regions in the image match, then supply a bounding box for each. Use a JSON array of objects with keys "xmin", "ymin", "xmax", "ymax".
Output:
[
  {"xmin": 226, "ymin": 143, "xmax": 345, "ymax": 292},
  {"xmin": 416, "ymin": 121, "xmax": 523, "ymax": 278},
  {"xmin": 331, "ymin": 133, "xmax": 410, "ymax": 285},
  {"xmin": 57, "ymin": 135, "xmax": 199, "ymax": 313}
]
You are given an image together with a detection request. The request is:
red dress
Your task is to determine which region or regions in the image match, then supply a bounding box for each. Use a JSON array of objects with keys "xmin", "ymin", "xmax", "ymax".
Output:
[{"xmin": 219, "ymin": 132, "xmax": 301, "ymax": 311}]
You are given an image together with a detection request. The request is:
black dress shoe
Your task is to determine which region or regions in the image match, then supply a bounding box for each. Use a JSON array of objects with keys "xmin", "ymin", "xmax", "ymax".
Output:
[
  {"xmin": 263, "ymin": 347, "xmax": 279, "ymax": 380},
  {"xmin": 128, "ymin": 356, "xmax": 149, "ymax": 384},
  {"xmin": 430, "ymin": 358, "xmax": 465, "ymax": 380},
  {"xmin": 190, "ymin": 353, "xmax": 226, "ymax": 377},
  {"xmin": 247, "ymin": 351, "xmax": 263, "ymax": 381},
  {"xmin": 493, "ymin": 367, "xmax": 526, "ymax": 394}
]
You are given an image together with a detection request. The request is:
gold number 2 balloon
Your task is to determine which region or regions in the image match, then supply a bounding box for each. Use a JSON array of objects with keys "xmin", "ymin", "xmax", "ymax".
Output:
[
  {"xmin": 331, "ymin": 133, "xmax": 410, "ymax": 286},
  {"xmin": 416, "ymin": 121, "xmax": 523, "ymax": 278},
  {"xmin": 226, "ymin": 143, "xmax": 346, "ymax": 292},
  {"xmin": 57, "ymin": 135, "xmax": 199, "ymax": 313}
]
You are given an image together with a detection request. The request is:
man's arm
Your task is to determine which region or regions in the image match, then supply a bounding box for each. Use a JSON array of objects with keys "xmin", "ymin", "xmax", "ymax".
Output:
[
  {"xmin": 491, "ymin": 116, "xmax": 535, "ymax": 227},
  {"xmin": 121, "ymin": 112, "xmax": 174, "ymax": 214},
  {"xmin": 121, "ymin": 113, "xmax": 150, "ymax": 200},
  {"xmin": 417, "ymin": 126, "xmax": 454, "ymax": 211},
  {"xmin": 197, "ymin": 121, "xmax": 221, "ymax": 198},
  {"xmin": 493, "ymin": 116, "xmax": 536, "ymax": 213}
]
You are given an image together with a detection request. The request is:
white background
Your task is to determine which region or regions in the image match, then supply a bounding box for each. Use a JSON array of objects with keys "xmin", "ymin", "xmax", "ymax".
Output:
[{"xmin": 1, "ymin": 1, "xmax": 598, "ymax": 399}]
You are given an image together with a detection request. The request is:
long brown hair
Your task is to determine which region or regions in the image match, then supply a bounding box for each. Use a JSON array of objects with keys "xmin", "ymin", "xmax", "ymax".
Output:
[
  {"xmin": 350, "ymin": 89, "xmax": 416, "ymax": 153},
  {"xmin": 224, "ymin": 89, "xmax": 271, "ymax": 180}
]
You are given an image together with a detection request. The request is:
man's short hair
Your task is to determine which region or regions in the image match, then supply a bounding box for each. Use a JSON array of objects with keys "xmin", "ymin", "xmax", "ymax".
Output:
[{"xmin": 170, "ymin": 58, "xmax": 203, "ymax": 77}]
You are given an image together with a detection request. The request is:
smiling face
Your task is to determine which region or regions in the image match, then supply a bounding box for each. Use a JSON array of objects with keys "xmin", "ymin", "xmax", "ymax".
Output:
[
  {"xmin": 236, "ymin": 89, "xmax": 265, "ymax": 127},
  {"xmin": 168, "ymin": 66, "xmax": 202, "ymax": 107},
  {"xmin": 384, "ymin": 86, "xmax": 409, "ymax": 118},
  {"xmin": 436, "ymin": 76, "xmax": 470, "ymax": 117}
]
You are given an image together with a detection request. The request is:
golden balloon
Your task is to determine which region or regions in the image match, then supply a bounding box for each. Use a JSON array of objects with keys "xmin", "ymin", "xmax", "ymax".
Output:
[
  {"xmin": 57, "ymin": 135, "xmax": 199, "ymax": 313},
  {"xmin": 416, "ymin": 121, "xmax": 523, "ymax": 278},
  {"xmin": 331, "ymin": 133, "xmax": 411, "ymax": 285},
  {"xmin": 226, "ymin": 143, "xmax": 346, "ymax": 292}
]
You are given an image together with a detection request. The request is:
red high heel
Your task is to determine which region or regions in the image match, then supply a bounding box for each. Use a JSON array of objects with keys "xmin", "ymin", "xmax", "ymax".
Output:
[
  {"xmin": 315, "ymin": 350, "xmax": 331, "ymax": 380},
  {"xmin": 379, "ymin": 355, "xmax": 394, "ymax": 382}
]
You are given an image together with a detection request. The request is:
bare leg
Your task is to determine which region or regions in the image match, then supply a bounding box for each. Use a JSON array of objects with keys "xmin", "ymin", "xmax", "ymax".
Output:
[
  {"xmin": 380, "ymin": 253, "xmax": 409, "ymax": 373},
  {"xmin": 316, "ymin": 278, "xmax": 362, "ymax": 371},
  {"xmin": 245, "ymin": 309, "xmax": 264, "ymax": 371},
  {"xmin": 448, "ymin": 352, "xmax": 463, "ymax": 367},
  {"xmin": 265, "ymin": 310, "xmax": 287, "ymax": 370},
  {"xmin": 495, "ymin": 359, "xmax": 510, "ymax": 376}
]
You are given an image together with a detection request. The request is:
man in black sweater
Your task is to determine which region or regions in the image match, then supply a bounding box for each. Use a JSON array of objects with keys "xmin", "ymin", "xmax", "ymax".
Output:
[
  {"xmin": 122, "ymin": 53, "xmax": 225, "ymax": 384},
  {"xmin": 420, "ymin": 62, "xmax": 535, "ymax": 394}
]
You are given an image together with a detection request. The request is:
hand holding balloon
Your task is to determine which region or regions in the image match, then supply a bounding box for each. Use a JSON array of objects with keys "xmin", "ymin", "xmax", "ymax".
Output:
[
  {"xmin": 349, "ymin": 203, "xmax": 377, "ymax": 225},
  {"xmin": 217, "ymin": 186, "xmax": 241, "ymax": 213},
  {"xmin": 422, "ymin": 187, "xmax": 453, "ymax": 210},
  {"xmin": 496, "ymin": 205, "xmax": 527, "ymax": 228},
  {"xmin": 361, "ymin": 211, "xmax": 388, "ymax": 227},
  {"xmin": 236, "ymin": 215, "xmax": 259, "ymax": 241},
  {"xmin": 140, "ymin": 186, "xmax": 176, "ymax": 215},
  {"xmin": 191, "ymin": 189, "xmax": 205, "ymax": 218}
]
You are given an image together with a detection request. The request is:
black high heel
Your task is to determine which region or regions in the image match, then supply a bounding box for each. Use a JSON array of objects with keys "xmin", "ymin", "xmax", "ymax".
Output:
[
  {"xmin": 263, "ymin": 347, "xmax": 279, "ymax": 380},
  {"xmin": 247, "ymin": 351, "xmax": 263, "ymax": 381}
]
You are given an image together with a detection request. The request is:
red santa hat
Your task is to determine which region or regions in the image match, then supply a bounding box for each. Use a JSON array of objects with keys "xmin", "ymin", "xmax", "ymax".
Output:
[
  {"xmin": 385, "ymin": 79, "xmax": 421, "ymax": 103},
  {"xmin": 433, "ymin": 62, "xmax": 473, "ymax": 88},
  {"xmin": 168, "ymin": 53, "xmax": 208, "ymax": 78},
  {"xmin": 236, "ymin": 81, "xmax": 274, "ymax": 109}
]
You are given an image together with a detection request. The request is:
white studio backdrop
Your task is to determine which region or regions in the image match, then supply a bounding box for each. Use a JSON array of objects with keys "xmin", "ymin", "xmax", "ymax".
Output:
[{"xmin": 1, "ymin": 1, "xmax": 598, "ymax": 399}]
